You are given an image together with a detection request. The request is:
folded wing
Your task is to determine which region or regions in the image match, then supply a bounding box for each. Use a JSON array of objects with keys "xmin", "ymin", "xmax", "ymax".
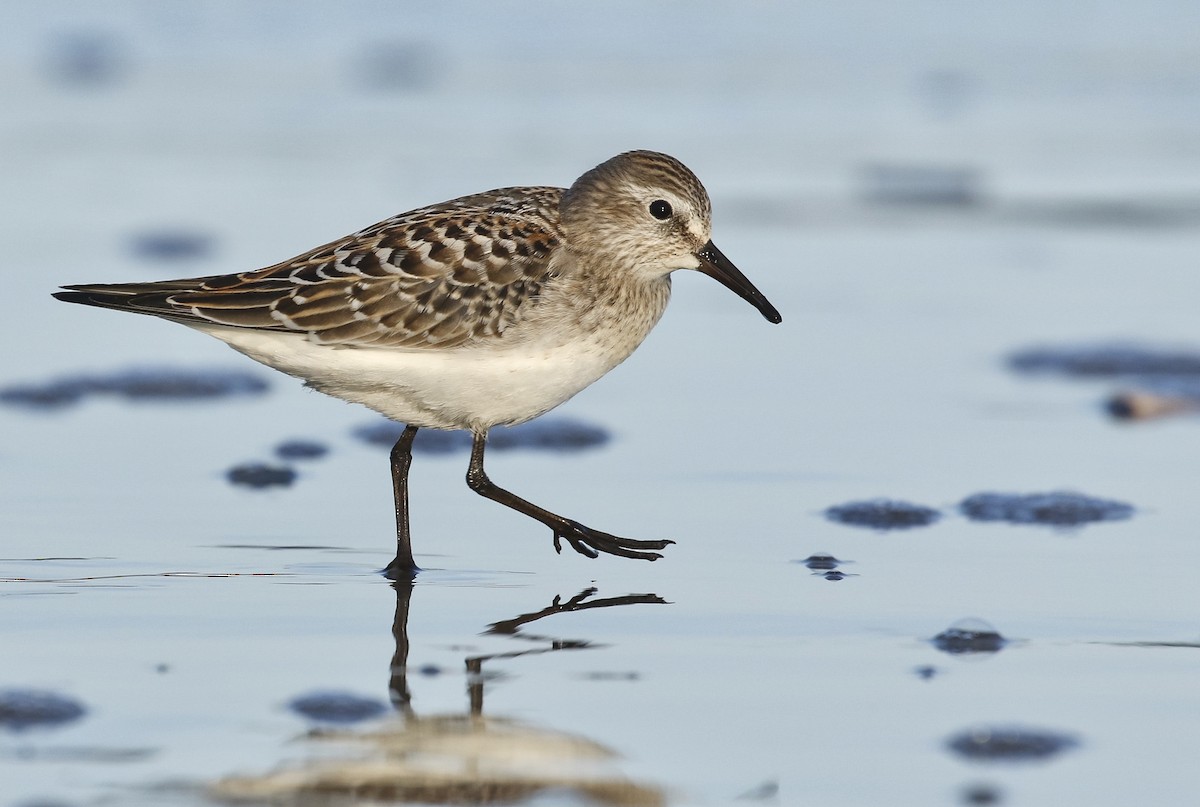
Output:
[{"xmin": 55, "ymin": 187, "xmax": 565, "ymax": 349}]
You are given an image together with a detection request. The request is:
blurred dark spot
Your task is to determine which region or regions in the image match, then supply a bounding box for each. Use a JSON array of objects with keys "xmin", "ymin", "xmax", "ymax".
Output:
[
  {"xmin": 736, "ymin": 780, "xmax": 779, "ymax": 801},
  {"xmin": 355, "ymin": 422, "xmax": 458, "ymax": 453},
  {"xmin": 155, "ymin": 664, "xmax": 170, "ymax": 674},
  {"xmin": 959, "ymin": 492, "xmax": 1133, "ymax": 526},
  {"xmin": 43, "ymin": 30, "xmax": 126, "ymax": 87},
  {"xmin": 1017, "ymin": 200, "xmax": 1200, "ymax": 229},
  {"xmin": 1009, "ymin": 344, "xmax": 1200, "ymax": 378},
  {"xmin": 353, "ymin": 417, "xmax": 610, "ymax": 454},
  {"xmin": 89, "ymin": 368, "xmax": 267, "ymax": 400},
  {"xmin": 130, "ymin": 230, "xmax": 214, "ymax": 262},
  {"xmin": 417, "ymin": 665, "xmax": 442, "ymax": 677},
  {"xmin": 961, "ymin": 782, "xmax": 1003, "ymax": 804},
  {"xmin": 353, "ymin": 39, "xmax": 439, "ymax": 91},
  {"xmin": 796, "ymin": 553, "xmax": 843, "ymax": 570},
  {"xmin": 227, "ymin": 463, "xmax": 296, "ymax": 489},
  {"xmin": 825, "ymin": 499, "xmax": 941, "ymax": 530},
  {"xmin": 859, "ymin": 163, "xmax": 983, "ymax": 207},
  {"xmin": 488, "ymin": 419, "xmax": 610, "ymax": 451},
  {"xmin": 914, "ymin": 665, "xmax": 939, "ymax": 680},
  {"xmin": 0, "ymin": 367, "xmax": 269, "ymax": 411},
  {"xmin": 817, "ymin": 570, "xmax": 852, "ymax": 581},
  {"xmin": 933, "ymin": 618, "xmax": 1007, "ymax": 655},
  {"xmin": 0, "ymin": 381, "xmax": 84, "ymax": 410},
  {"xmin": 274, "ymin": 439, "xmax": 330, "ymax": 461},
  {"xmin": 288, "ymin": 691, "xmax": 387, "ymax": 724},
  {"xmin": 916, "ymin": 69, "xmax": 979, "ymax": 119},
  {"xmin": 0, "ymin": 690, "xmax": 86, "ymax": 732},
  {"xmin": 946, "ymin": 726, "xmax": 1078, "ymax": 762},
  {"xmin": 579, "ymin": 671, "xmax": 640, "ymax": 681}
]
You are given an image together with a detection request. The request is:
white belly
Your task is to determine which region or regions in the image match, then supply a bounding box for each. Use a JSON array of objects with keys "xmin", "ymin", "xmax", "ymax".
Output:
[{"xmin": 197, "ymin": 324, "xmax": 640, "ymax": 431}]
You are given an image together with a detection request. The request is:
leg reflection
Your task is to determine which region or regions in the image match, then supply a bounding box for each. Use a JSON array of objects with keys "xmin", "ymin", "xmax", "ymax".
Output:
[
  {"xmin": 387, "ymin": 579, "xmax": 415, "ymax": 718},
  {"xmin": 387, "ymin": 584, "xmax": 666, "ymax": 717}
]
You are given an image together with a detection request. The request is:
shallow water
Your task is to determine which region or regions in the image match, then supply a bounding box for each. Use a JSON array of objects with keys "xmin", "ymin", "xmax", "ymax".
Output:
[{"xmin": 4, "ymin": 2, "xmax": 1200, "ymax": 805}]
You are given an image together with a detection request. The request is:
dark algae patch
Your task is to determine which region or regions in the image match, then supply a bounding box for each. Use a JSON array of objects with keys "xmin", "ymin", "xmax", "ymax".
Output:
[
  {"xmin": 0, "ymin": 690, "xmax": 86, "ymax": 732},
  {"xmin": 932, "ymin": 619, "xmax": 1007, "ymax": 655},
  {"xmin": 354, "ymin": 417, "xmax": 611, "ymax": 454},
  {"xmin": 288, "ymin": 692, "xmax": 388, "ymax": 725},
  {"xmin": 129, "ymin": 229, "xmax": 214, "ymax": 262},
  {"xmin": 793, "ymin": 554, "xmax": 858, "ymax": 580},
  {"xmin": 795, "ymin": 553, "xmax": 845, "ymax": 570},
  {"xmin": 0, "ymin": 367, "xmax": 268, "ymax": 411},
  {"xmin": 960, "ymin": 782, "xmax": 1003, "ymax": 804},
  {"xmin": 274, "ymin": 439, "xmax": 330, "ymax": 461},
  {"xmin": 42, "ymin": 29, "xmax": 128, "ymax": 87},
  {"xmin": 1008, "ymin": 344, "xmax": 1200, "ymax": 378},
  {"xmin": 824, "ymin": 499, "xmax": 941, "ymax": 530},
  {"xmin": 227, "ymin": 463, "xmax": 297, "ymax": 489},
  {"xmin": 959, "ymin": 492, "xmax": 1133, "ymax": 526},
  {"xmin": 816, "ymin": 570, "xmax": 853, "ymax": 581},
  {"xmin": 947, "ymin": 726, "xmax": 1079, "ymax": 762}
]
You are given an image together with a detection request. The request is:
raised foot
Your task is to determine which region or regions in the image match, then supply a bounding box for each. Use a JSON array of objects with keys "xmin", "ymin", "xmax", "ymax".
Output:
[{"xmin": 552, "ymin": 520, "xmax": 674, "ymax": 561}]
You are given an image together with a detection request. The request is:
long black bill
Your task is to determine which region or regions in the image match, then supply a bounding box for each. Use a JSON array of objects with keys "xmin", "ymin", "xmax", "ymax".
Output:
[{"xmin": 695, "ymin": 241, "xmax": 782, "ymax": 324}]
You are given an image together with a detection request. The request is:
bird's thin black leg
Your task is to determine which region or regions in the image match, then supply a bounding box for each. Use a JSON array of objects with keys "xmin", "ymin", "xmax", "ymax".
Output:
[
  {"xmin": 383, "ymin": 425, "xmax": 420, "ymax": 580},
  {"xmin": 465, "ymin": 430, "xmax": 672, "ymax": 561}
]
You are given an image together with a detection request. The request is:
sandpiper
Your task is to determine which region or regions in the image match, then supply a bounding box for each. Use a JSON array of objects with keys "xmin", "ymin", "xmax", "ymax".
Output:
[{"xmin": 55, "ymin": 150, "xmax": 781, "ymax": 577}]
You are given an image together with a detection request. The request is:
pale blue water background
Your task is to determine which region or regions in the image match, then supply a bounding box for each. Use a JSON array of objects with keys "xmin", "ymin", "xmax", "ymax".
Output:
[{"xmin": 3, "ymin": 2, "xmax": 1200, "ymax": 805}]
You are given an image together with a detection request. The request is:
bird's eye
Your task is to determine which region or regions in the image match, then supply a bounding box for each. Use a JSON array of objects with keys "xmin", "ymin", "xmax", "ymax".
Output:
[{"xmin": 649, "ymin": 199, "xmax": 673, "ymax": 220}]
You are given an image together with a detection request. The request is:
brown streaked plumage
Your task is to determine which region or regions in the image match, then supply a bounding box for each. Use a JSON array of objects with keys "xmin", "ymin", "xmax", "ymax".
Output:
[
  {"xmin": 59, "ymin": 187, "xmax": 565, "ymax": 349},
  {"xmin": 54, "ymin": 150, "xmax": 782, "ymax": 577}
]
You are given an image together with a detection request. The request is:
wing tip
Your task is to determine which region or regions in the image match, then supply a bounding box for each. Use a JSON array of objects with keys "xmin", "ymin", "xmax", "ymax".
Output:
[
  {"xmin": 53, "ymin": 289, "xmax": 104, "ymax": 306},
  {"xmin": 52, "ymin": 285, "xmax": 166, "ymax": 316}
]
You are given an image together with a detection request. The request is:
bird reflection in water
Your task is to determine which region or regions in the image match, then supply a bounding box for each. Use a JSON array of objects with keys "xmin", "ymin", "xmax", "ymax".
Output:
[{"xmin": 216, "ymin": 583, "xmax": 667, "ymax": 806}]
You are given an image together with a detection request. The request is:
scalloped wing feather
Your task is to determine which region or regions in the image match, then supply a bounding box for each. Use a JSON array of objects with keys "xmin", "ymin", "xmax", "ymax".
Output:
[{"xmin": 61, "ymin": 186, "xmax": 565, "ymax": 349}]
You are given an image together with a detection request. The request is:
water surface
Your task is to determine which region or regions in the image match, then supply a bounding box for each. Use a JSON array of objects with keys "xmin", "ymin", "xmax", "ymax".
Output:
[{"xmin": 3, "ymin": 2, "xmax": 1200, "ymax": 805}]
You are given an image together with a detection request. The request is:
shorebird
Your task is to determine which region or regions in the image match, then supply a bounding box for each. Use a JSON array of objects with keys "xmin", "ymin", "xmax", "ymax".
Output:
[{"xmin": 54, "ymin": 150, "xmax": 781, "ymax": 577}]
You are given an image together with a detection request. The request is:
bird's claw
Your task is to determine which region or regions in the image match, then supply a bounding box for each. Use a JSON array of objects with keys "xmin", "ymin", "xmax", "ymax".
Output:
[{"xmin": 552, "ymin": 520, "xmax": 673, "ymax": 561}]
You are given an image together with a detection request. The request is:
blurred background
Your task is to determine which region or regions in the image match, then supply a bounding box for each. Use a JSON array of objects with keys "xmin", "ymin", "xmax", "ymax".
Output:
[
  {"xmin": 6, "ymin": 0, "xmax": 1200, "ymax": 382},
  {"xmin": 3, "ymin": 2, "xmax": 1200, "ymax": 806}
]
